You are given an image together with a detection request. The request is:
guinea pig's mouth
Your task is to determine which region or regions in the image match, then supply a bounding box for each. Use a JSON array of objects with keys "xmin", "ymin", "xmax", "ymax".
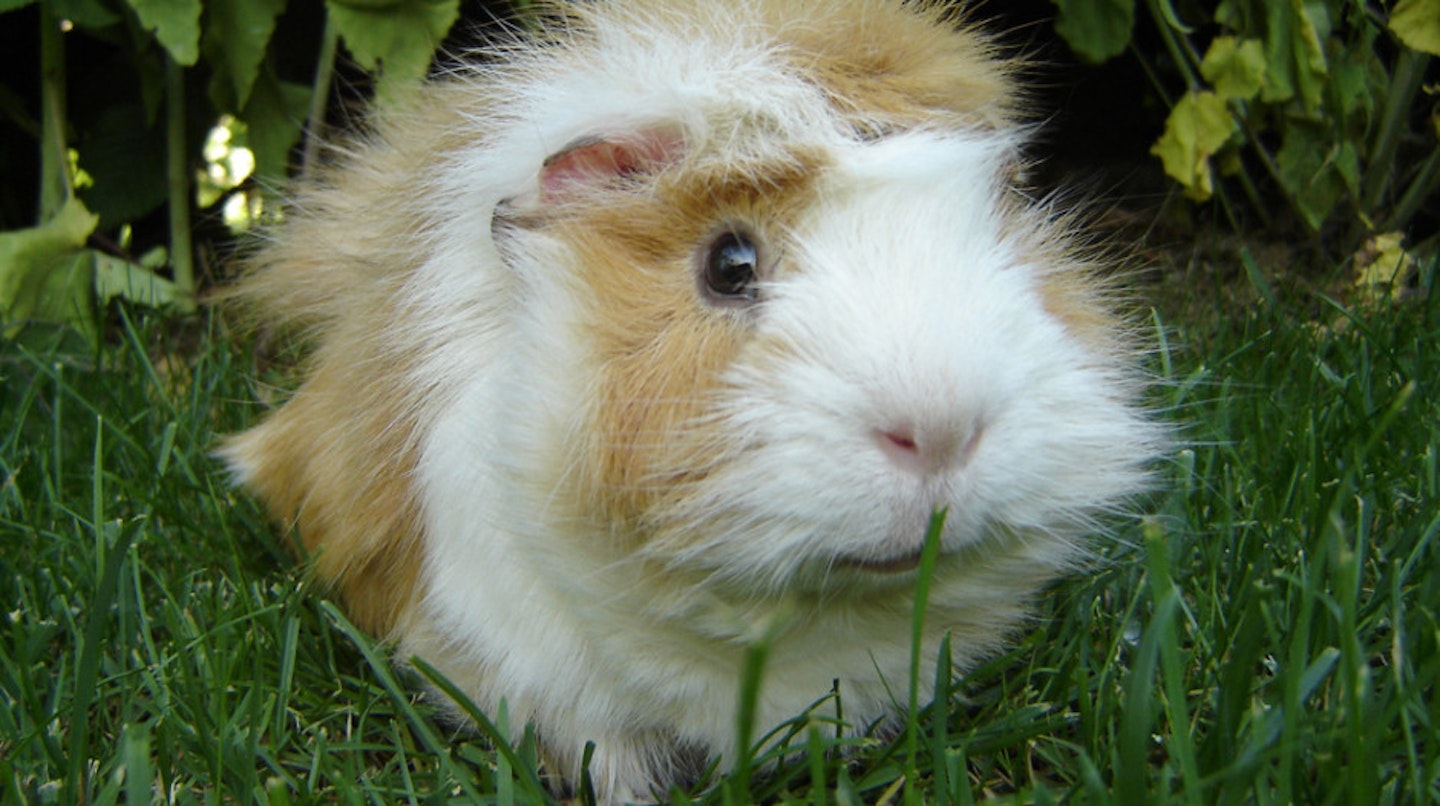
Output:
[{"xmin": 837, "ymin": 550, "xmax": 926, "ymax": 575}]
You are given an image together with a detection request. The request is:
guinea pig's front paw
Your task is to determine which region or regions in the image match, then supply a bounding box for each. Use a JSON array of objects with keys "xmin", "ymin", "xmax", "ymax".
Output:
[{"xmin": 560, "ymin": 734, "xmax": 711, "ymax": 806}]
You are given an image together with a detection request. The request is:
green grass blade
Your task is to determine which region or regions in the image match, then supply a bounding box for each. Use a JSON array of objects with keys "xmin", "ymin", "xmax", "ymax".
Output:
[
  {"xmin": 406, "ymin": 652, "xmax": 553, "ymax": 804},
  {"xmin": 905, "ymin": 508, "xmax": 948, "ymax": 789},
  {"xmin": 318, "ymin": 603, "xmax": 491, "ymax": 803}
]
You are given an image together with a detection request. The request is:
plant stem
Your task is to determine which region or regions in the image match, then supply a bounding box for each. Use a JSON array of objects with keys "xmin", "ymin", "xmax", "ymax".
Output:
[
  {"xmin": 1361, "ymin": 48, "xmax": 1430, "ymax": 220},
  {"xmin": 1144, "ymin": 0, "xmax": 1201, "ymax": 89},
  {"xmin": 165, "ymin": 55, "xmax": 196, "ymax": 311},
  {"xmin": 301, "ymin": 12, "xmax": 341, "ymax": 180},
  {"xmin": 38, "ymin": 3, "xmax": 70, "ymax": 222},
  {"xmin": 1232, "ymin": 148, "xmax": 1273, "ymax": 229},
  {"xmin": 1384, "ymin": 144, "xmax": 1440, "ymax": 234}
]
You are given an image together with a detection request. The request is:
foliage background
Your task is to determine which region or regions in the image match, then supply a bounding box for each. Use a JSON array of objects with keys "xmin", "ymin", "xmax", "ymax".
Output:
[
  {"xmin": 0, "ymin": 0, "xmax": 1435, "ymax": 337},
  {"xmin": 0, "ymin": 0, "xmax": 516, "ymax": 338},
  {"xmin": 1047, "ymin": 0, "xmax": 1438, "ymax": 242},
  {"xmin": 0, "ymin": 0, "xmax": 1438, "ymax": 803}
]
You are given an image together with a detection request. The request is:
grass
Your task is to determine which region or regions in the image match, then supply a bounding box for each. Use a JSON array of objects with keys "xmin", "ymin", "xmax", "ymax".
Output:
[{"xmin": 2, "ymin": 260, "xmax": 1438, "ymax": 804}]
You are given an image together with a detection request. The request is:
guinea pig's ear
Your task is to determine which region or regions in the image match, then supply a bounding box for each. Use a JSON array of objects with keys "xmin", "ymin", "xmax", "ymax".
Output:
[
  {"xmin": 498, "ymin": 130, "xmax": 685, "ymax": 218},
  {"xmin": 492, "ymin": 129, "xmax": 684, "ymax": 240},
  {"xmin": 538, "ymin": 130, "xmax": 685, "ymax": 201}
]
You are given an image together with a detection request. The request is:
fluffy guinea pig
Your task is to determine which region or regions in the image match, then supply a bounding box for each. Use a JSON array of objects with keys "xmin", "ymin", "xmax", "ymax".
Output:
[{"xmin": 223, "ymin": 0, "xmax": 1164, "ymax": 800}]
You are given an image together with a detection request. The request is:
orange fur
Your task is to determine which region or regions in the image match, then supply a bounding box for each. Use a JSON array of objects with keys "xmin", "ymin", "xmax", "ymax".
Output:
[
  {"xmin": 547, "ymin": 151, "xmax": 824, "ymax": 537},
  {"xmin": 997, "ymin": 200, "xmax": 1136, "ymax": 356},
  {"xmin": 764, "ymin": 0, "xmax": 1020, "ymax": 130},
  {"xmin": 225, "ymin": 361, "xmax": 424, "ymax": 635},
  {"xmin": 559, "ymin": 0, "xmax": 1021, "ymax": 132}
]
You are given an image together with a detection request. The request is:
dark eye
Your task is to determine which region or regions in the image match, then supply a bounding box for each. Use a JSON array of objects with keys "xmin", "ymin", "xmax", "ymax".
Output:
[{"xmin": 703, "ymin": 231, "xmax": 760, "ymax": 303}]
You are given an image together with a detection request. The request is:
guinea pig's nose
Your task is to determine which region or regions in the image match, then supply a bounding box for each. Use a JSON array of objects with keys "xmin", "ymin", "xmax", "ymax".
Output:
[{"xmin": 875, "ymin": 423, "xmax": 983, "ymax": 476}]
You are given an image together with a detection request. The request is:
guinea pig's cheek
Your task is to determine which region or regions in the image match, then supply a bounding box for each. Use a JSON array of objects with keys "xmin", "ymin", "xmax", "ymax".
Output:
[
  {"xmin": 567, "ymin": 271, "xmax": 750, "ymax": 534},
  {"xmin": 1033, "ymin": 267, "xmax": 1124, "ymax": 354}
]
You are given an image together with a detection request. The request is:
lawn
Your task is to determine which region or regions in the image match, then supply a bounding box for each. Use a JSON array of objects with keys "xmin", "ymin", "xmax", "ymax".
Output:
[{"xmin": 2, "ymin": 259, "xmax": 1437, "ymax": 803}]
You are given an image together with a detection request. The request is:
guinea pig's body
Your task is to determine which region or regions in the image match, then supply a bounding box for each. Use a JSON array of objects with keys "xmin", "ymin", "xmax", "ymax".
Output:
[{"xmin": 224, "ymin": 0, "xmax": 1162, "ymax": 800}]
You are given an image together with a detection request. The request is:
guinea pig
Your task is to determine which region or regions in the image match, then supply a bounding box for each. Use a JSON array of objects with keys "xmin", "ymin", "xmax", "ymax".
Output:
[{"xmin": 222, "ymin": 0, "xmax": 1164, "ymax": 800}]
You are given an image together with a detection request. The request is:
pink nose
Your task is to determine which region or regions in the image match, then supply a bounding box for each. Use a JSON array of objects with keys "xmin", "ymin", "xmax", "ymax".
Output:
[{"xmin": 876, "ymin": 424, "xmax": 982, "ymax": 476}]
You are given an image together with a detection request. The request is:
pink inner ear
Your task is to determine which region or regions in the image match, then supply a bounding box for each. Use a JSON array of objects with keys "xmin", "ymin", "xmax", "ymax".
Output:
[{"xmin": 539, "ymin": 130, "xmax": 685, "ymax": 201}]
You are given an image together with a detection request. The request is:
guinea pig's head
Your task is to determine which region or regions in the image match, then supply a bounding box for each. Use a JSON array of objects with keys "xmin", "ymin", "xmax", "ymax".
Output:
[
  {"xmin": 450, "ymin": 2, "xmax": 1161, "ymax": 600},
  {"xmin": 482, "ymin": 116, "xmax": 1159, "ymax": 598}
]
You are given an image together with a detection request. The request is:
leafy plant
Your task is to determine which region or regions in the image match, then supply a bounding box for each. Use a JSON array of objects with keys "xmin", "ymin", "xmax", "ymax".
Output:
[
  {"xmin": 1051, "ymin": 0, "xmax": 1439, "ymax": 248},
  {"xmin": 0, "ymin": 0, "xmax": 495, "ymax": 338}
]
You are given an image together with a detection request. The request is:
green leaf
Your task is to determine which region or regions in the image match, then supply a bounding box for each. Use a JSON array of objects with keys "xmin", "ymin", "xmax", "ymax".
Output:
[
  {"xmin": 1258, "ymin": 0, "xmax": 1328, "ymax": 112},
  {"xmin": 126, "ymin": 0, "xmax": 203, "ymax": 66},
  {"xmin": 327, "ymin": 0, "xmax": 460, "ymax": 104},
  {"xmin": 77, "ymin": 102, "xmax": 169, "ymax": 229},
  {"xmin": 1275, "ymin": 121, "xmax": 1354, "ymax": 231},
  {"xmin": 51, "ymin": 0, "xmax": 122, "ymax": 29},
  {"xmin": 1353, "ymin": 232, "xmax": 1421, "ymax": 303},
  {"xmin": 1048, "ymin": 0, "xmax": 1136, "ymax": 64},
  {"xmin": 0, "ymin": 194, "xmax": 176, "ymax": 337},
  {"xmin": 1391, "ymin": 0, "xmax": 1440, "ymax": 56},
  {"xmin": 1200, "ymin": 36, "xmax": 1267, "ymax": 101},
  {"xmin": 1150, "ymin": 90, "xmax": 1237, "ymax": 200},
  {"xmin": 1212, "ymin": 0, "xmax": 1246, "ymax": 32},
  {"xmin": 93, "ymin": 252, "xmax": 181, "ymax": 309},
  {"xmin": 205, "ymin": 0, "xmax": 289, "ymax": 109},
  {"xmin": 0, "ymin": 0, "xmax": 37, "ymax": 12},
  {"xmin": 239, "ymin": 71, "xmax": 312, "ymax": 181},
  {"xmin": 0, "ymin": 198, "xmax": 100, "ymax": 339},
  {"xmin": 1326, "ymin": 38, "xmax": 1383, "ymax": 138}
]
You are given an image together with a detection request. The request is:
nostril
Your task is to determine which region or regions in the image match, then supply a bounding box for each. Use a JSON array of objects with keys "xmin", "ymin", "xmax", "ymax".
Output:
[
  {"xmin": 875, "ymin": 426, "xmax": 927, "ymax": 474},
  {"xmin": 875, "ymin": 422, "xmax": 984, "ymax": 476},
  {"xmin": 884, "ymin": 430, "xmax": 918, "ymax": 452}
]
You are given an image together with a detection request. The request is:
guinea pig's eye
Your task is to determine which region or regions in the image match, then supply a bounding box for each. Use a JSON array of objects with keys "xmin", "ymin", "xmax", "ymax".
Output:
[{"xmin": 702, "ymin": 231, "xmax": 761, "ymax": 304}]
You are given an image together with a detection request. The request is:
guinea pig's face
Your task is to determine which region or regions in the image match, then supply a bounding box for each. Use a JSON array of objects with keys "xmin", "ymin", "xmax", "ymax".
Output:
[{"xmin": 496, "ymin": 127, "xmax": 1155, "ymax": 597}]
